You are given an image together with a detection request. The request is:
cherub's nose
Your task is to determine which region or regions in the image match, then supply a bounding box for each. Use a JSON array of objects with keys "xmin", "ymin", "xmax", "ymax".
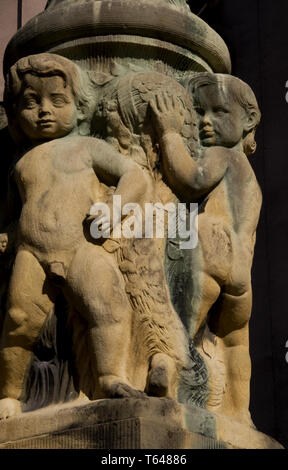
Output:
[
  {"xmin": 201, "ymin": 112, "xmax": 212, "ymax": 126},
  {"xmin": 38, "ymin": 99, "xmax": 52, "ymax": 116}
]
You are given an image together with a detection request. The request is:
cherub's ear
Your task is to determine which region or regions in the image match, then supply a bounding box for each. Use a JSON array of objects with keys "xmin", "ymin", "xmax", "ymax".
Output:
[
  {"xmin": 78, "ymin": 121, "xmax": 90, "ymax": 136},
  {"xmin": 243, "ymin": 110, "xmax": 258, "ymax": 133},
  {"xmin": 77, "ymin": 111, "xmax": 90, "ymax": 136}
]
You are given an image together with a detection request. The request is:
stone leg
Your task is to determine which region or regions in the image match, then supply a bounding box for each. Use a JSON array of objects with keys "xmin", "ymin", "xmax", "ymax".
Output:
[
  {"xmin": 0, "ymin": 250, "xmax": 56, "ymax": 419},
  {"xmin": 188, "ymin": 267, "xmax": 253, "ymax": 425},
  {"xmin": 65, "ymin": 243, "xmax": 147, "ymax": 399},
  {"xmin": 211, "ymin": 289, "xmax": 253, "ymax": 426},
  {"xmin": 190, "ymin": 271, "xmax": 221, "ymax": 338}
]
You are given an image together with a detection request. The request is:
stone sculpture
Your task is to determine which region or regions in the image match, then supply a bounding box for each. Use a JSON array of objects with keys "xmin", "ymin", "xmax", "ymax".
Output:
[
  {"xmin": 0, "ymin": 0, "xmax": 279, "ymax": 452},
  {"xmin": 0, "ymin": 48, "xmax": 262, "ymax": 427},
  {"xmin": 0, "ymin": 53, "xmax": 200, "ymax": 419}
]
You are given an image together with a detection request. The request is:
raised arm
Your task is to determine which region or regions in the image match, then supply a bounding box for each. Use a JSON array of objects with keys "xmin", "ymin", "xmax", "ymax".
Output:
[{"xmin": 150, "ymin": 93, "xmax": 229, "ymax": 201}]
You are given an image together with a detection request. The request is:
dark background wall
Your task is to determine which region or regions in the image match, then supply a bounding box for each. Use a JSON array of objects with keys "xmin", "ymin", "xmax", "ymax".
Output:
[{"xmin": 1, "ymin": 0, "xmax": 288, "ymax": 448}]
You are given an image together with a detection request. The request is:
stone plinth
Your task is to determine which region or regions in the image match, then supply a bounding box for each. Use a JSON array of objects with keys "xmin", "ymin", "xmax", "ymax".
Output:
[{"xmin": 0, "ymin": 398, "xmax": 283, "ymax": 449}]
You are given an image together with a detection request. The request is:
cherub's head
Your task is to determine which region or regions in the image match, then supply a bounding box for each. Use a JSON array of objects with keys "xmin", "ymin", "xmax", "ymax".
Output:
[
  {"xmin": 184, "ymin": 73, "xmax": 261, "ymax": 155},
  {"xmin": 4, "ymin": 53, "xmax": 93, "ymax": 145},
  {"xmin": 94, "ymin": 71, "xmax": 199, "ymax": 170}
]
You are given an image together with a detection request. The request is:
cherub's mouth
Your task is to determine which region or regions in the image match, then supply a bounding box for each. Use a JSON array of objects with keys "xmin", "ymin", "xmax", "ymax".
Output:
[
  {"xmin": 200, "ymin": 128, "xmax": 214, "ymax": 139},
  {"xmin": 37, "ymin": 120, "xmax": 55, "ymax": 125}
]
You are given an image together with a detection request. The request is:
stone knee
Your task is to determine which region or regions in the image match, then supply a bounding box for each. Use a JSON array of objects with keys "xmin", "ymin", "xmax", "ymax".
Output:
[
  {"xmin": 213, "ymin": 289, "xmax": 252, "ymax": 340},
  {"xmin": 191, "ymin": 272, "xmax": 221, "ymax": 338},
  {"xmin": 1, "ymin": 306, "xmax": 47, "ymax": 350}
]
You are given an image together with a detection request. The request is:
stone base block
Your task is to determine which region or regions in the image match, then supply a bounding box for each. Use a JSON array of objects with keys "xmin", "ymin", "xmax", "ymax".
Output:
[{"xmin": 0, "ymin": 398, "xmax": 283, "ymax": 449}]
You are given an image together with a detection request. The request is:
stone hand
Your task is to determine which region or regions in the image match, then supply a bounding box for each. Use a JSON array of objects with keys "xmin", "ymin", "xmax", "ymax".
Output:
[
  {"xmin": 0, "ymin": 233, "xmax": 8, "ymax": 254},
  {"xmin": 86, "ymin": 210, "xmax": 112, "ymax": 238},
  {"xmin": 149, "ymin": 91, "xmax": 185, "ymax": 137},
  {"xmin": 86, "ymin": 200, "xmax": 121, "ymax": 238},
  {"xmin": 93, "ymin": 213, "xmax": 111, "ymax": 237}
]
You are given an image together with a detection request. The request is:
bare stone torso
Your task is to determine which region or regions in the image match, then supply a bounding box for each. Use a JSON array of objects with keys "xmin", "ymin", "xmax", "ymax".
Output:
[
  {"xmin": 14, "ymin": 136, "xmax": 104, "ymax": 264},
  {"xmin": 197, "ymin": 150, "xmax": 262, "ymax": 290}
]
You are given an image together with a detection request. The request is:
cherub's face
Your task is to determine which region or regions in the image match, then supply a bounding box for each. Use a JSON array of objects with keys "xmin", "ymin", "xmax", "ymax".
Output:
[
  {"xmin": 17, "ymin": 74, "xmax": 78, "ymax": 142},
  {"xmin": 194, "ymin": 84, "xmax": 247, "ymax": 148}
]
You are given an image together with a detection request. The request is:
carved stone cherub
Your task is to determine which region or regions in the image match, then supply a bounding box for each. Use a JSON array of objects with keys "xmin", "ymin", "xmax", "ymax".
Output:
[
  {"xmin": 0, "ymin": 53, "xmax": 191, "ymax": 419},
  {"xmin": 150, "ymin": 73, "xmax": 262, "ymax": 425}
]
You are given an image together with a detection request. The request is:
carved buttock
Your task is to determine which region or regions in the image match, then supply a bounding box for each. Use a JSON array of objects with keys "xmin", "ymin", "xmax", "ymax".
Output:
[{"xmin": 199, "ymin": 217, "xmax": 234, "ymax": 281}]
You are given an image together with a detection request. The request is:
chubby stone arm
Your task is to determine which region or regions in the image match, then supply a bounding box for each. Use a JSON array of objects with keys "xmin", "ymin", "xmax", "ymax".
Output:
[
  {"xmin": 159, "ymin": 133, "xmax": 229, "ymax": 201},
  {"xmin": 88, "ymin": 137, "xmax": 149, "ymax": 203}
]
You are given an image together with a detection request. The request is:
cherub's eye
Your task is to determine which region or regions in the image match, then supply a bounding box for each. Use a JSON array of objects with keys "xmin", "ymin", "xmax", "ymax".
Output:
[
  {"xmin": 52, "ymin": 97, "xmax": 66, "ymax": 107},
  {"xmin": 23, "ymin": 98, "xmax": 37, "ymax": 109},
  {"xmin": 213, "ymin": 107, "xmax": 229, "ymax": 114}
]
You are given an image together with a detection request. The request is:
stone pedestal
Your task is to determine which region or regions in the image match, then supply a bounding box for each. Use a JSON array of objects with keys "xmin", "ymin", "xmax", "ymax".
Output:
[
  {"xmin": 3, "ymin": 0, "xmax": 231, "ymax": 79},
  {"xmin": 0, "ymin": 398, "xmax": 283, "ymax": 449}
]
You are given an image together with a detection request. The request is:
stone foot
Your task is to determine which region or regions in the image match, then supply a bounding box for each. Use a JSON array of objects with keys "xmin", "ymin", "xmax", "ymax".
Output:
[
  {"xmin": 0, "ymin": 398, "xmax": 22, "ymax": 420},
  {"xmin": 147, "ymin": 353, "xmax": 176, "ymax": 398},
  {"xmin": 99, "ymin": 375, "xmax": 147, "ymax": 399}
]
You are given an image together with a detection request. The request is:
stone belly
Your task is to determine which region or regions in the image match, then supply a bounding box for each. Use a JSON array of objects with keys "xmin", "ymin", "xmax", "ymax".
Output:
[{"xmin": 18, "ymin": 202, "xmax": 87, "ymax": 254}]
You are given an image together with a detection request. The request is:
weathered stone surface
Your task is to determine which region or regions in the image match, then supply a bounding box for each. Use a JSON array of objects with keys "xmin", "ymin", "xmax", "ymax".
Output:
[
  {"xmin": 0, "ymin": 398, "xmax": 283, "ymax": 449},
  {"xmin": 0, "ymin": 0, "xmax": 280, "ymax": 451},
  {"xmin": 0, "ymin": 53, "xmax": 197, "ymax": 420},
  {"xmin": 3, "ymin": 0, "xmax": 231, "ymax": 76}
]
